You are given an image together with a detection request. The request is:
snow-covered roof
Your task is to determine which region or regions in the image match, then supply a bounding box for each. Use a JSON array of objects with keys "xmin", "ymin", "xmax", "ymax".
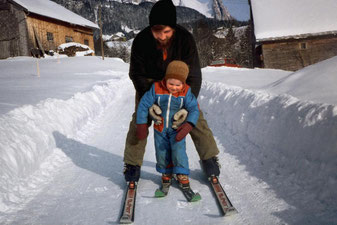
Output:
[
  {"xmin": 251, "ymin": 0, "xmax": 337, "ymax": 42},
  {"xmin": 11, "ymin": 0, "xmax": 99, "ymax": 29}
]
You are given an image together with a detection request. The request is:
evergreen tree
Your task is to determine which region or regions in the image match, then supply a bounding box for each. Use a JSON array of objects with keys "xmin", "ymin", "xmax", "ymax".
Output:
[{"xmin": 238, "ymin": 24, "xmax": 253, "ymax": 68}]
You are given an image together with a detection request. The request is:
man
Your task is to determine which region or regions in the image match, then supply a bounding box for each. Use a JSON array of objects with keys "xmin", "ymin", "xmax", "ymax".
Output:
[{"xmin": 123, "ymin": 0, "xmax": 220, "ymax": 182}]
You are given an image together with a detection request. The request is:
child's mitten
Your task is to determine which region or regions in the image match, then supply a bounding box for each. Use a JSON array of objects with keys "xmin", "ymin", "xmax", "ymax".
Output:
[
  {"xmin": 172, "ymin": 109, "xmax": 188, "ymax": 129},
  {"xmin": 149, "ymin": 104, "xmax": 162, "ymax": 125}
]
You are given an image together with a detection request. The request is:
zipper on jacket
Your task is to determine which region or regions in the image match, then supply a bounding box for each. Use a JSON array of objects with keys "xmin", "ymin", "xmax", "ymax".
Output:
[
  {"xmin": 180, "ymin": 98, "xmax": 183, "ymax": 109},
  {"xmin": 166, "ymin": 94, "xmax": 172, "ymax": 129}
]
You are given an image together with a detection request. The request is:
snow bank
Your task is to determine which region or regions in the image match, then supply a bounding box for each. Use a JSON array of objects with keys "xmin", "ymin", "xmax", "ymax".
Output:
[
  {"xmin": 0, "ymin": 79, "xmax": 128, "ymax": 212},
  {"xmin": 199, "ymin": 81, "xmax": 337, "ymax": 219},
  {"xmin": 267, "ymin": 56, "xmax": 337, "ymax": 105}
]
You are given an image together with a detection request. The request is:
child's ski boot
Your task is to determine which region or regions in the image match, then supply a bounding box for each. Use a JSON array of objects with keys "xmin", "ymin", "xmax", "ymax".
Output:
[
  {"xmin": 155, "ymin": 173, "xmax": 172, "ymax": 197},
  {"xmin": 176, "ymin": 174, "xmax": 201, "ymax": 202}
]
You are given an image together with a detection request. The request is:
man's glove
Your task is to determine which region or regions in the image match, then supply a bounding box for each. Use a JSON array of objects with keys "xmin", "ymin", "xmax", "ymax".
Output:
[
  {"xmin": 172, "ymin": 109, "xmax": 188, "ymax": 129},
  {"xmin": 149, "ymin": 104, "xmax": 162, "ymax": 125},
  {"xmin": 136, "ymin": 124, "xmax": 148, "ymax": 140},
  {"xmin": 175, "ymin": 122, "xmax": 193, "ymax": 142}
]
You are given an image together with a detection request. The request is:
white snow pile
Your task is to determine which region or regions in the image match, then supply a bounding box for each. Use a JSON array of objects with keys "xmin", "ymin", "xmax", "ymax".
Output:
[
  {"xmin": 0, "ymin": 55, "xmax": 337, "ymax": 224},
  {"xmin": 266, "ymin": 56, "xmax": 337, "ymax": 105},
  {"xmin": 105, "ymin": 39, "xmax": 133, "ymax": 50},
  {"xmin": 251, "ymin": 0, "xmax": 337, "ymax": 40},
  {"xmin": 0, "ymin": 57, "xmax": 130, "ymax": 213},
  {"xmin": 0, "ymin": 81, "xmax": 115, "ymax": 210},
  {"xmin": 58, "ymin": 42, "xmax": 94, "ymax": 56}
]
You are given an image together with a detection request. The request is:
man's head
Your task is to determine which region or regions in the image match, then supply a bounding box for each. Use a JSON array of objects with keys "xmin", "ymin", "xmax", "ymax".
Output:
[
  {"xmin": 165, "ymin": 60, "xmax": 189, "ymax": 93},
  {"xmin": 149, "ymin": 0, "xmax": 176, "ymax": 28},
  {"xmin": 149, "ymin": 0, "xmax": 176, "ymax": 47}
]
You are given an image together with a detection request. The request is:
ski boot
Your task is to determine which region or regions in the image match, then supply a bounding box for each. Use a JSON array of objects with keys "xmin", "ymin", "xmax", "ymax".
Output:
[{"xmin": 155, "ymin": 173, "xmax": 172, "ymax": 197}]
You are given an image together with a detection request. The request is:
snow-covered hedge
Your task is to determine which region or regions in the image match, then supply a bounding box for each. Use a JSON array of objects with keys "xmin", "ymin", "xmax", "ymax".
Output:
[
  {"xmin": 0, "ymin": 80, "xmax": 124, "ymax": 212},
  {"xmin": 199, "ymin": 81, "xmax": 337, "ymax": 213}
]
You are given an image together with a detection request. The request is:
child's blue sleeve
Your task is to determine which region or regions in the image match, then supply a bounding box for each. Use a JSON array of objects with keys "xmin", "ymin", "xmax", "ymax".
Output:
[
  {"xmin": 136, "ymin": 84, "xmax": 156, "ymax": 124},
  {"xmin": 184, "ymin": 89, "xmax": 200, "ymax": 126}
]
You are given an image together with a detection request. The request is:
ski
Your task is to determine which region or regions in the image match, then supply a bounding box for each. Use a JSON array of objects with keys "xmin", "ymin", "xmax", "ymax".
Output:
[
  {"xmin": 155, "ymin": 187, "xmax": 169, "ymax": 197},
  {"xmin": 155, "ymin": 183, "xmax": 170, "ymax": 197},
  {"xmin": 119, "ymin": 181, "xmax": 137, "ymax": 224},
  {"xmin": 209, "ymin": 175, "xmax": 237, "ymax": 216},
  {"xmin": 179, "ymin": 185, "xmax": 202, "ymax": 202},
  {"xmin": 155, "ymin": 175, "xmax": 172, "ymax": 198}
]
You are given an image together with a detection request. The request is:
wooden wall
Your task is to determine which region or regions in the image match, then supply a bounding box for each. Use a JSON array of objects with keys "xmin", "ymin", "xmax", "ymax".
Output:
[
  {"xmin": 26, "ymin": 13, "xmax": 95, "ymax": 53},
  {"xmin": 261, "ymin": 35, "xmax": 337, "ymax": 71},
  {"xmin": 0, "ymin": 1, "xmax": 30, "ymax": 59}
]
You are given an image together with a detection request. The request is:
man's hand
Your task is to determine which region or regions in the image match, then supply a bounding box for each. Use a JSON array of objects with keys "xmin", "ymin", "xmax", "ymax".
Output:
[
  {"xmin": 136, "ymin": 124, "xmax": 148, "ymax": 140},
  {"xmin": 149, "ymin": 104, "xmax": 162, "ymax": 125},
  {"xmin": 172, "ymin": 109, "xmax": 188, "ymax": 129},
  {"xmin": 175, "ymin": 122, "xmax": 193, "ymax": 142}
]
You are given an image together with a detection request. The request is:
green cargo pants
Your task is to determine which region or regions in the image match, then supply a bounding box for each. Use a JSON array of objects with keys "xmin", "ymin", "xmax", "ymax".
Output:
[{"xmin": 123, "ymin": 95, "xmax": 219, "ymax": 166}]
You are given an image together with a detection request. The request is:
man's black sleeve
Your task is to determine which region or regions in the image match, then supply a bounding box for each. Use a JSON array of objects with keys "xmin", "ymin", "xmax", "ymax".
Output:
[
  {"xmin": 129, "ymin": 37, "xmax": 153, "ymax": 99},
  {"xmin": 181, "ymin": 33, "xmax": 202, "ymax": 98}
]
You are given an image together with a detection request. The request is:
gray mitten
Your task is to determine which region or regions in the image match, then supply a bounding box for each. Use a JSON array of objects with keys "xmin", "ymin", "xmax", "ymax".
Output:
[
  {"xmin": 172, "ymin": 109, "xmax": 188, "ymax": 129},
  {"xmin": 149, "ymin": 104, "xmax": 162, "ymax": 125}
]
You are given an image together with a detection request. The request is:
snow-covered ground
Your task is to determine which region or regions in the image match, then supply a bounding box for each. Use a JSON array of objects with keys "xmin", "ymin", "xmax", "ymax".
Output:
[{"xmin": 0, "ymin": 56, "xmax": 336, "ymax": 225}]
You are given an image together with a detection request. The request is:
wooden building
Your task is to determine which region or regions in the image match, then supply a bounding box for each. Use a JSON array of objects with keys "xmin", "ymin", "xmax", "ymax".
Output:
[
  {"xmin": 0, "ymin": 0, "xmax": 99, "ymax": 59},
  {"xmin": 251, "ymin": 0, "xmax": 337, "ymax": 71}
]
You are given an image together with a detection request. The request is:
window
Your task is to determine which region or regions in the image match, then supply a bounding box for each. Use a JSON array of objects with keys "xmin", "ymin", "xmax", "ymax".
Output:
[
  {"xmin": 65, "ymin": 36, "xmax": 73, "ymax": 43},
  {"xmin": 299, "ymin": 42, "xmax": 307, "ymax": 50},
  {"xmin": 47, "ymin": 32, "xmax": 54, "ymax": 41},
  {"xmin": 84, "ymin": 39, "xmax": 89, "ymax": 46}
]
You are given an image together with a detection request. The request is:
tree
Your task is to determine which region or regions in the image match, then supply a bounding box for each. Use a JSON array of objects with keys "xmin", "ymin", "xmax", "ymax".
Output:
[
  {"xmin": 238, "ymin": 24, "xmax": 253, "ymax": 68},
  {"xmin": 223, "ymin": 26, "xmax": 238, "ymax": 58}
]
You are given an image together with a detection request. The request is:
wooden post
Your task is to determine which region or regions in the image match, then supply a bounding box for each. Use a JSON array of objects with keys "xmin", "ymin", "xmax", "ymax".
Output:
[
  {"xmin": 57, "ymin": 51, "xmax": 60, "ymax": 64},
  {"xmin": 99, "ymin": 4, "xmax": 104, "ymax": 60},
  {"xmin": 36, "ymin": 58, "xmax": 40, "ymax": 77},
  {"xmin": 33, "ymin": 27, "xmax": 45, "ymax": 56}
]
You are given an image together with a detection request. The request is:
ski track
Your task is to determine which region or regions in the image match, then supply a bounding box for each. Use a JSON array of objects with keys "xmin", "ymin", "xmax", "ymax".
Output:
[{"xmin": 2, "ymin": 79, "xmax": 294, "ymax": 225}]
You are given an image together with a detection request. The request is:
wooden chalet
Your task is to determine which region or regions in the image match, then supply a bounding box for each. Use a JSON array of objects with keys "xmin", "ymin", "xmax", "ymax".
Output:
[
  {"xmin": 251, "ymin": 0, "xmax": 337, "ymax": 71},
  {"xmin": 0, "ymin": 0, "xmax": 99, "ymax": 59}
]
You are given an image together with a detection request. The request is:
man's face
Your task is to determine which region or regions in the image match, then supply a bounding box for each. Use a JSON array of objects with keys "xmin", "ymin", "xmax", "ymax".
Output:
[{"xmin": 151, "ymin": 26, "xmax": 174, "ymax": 47}]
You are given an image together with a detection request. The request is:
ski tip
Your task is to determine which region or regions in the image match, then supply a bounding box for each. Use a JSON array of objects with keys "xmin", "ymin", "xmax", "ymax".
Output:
[
  {"xmin": 119, "ymin": 217, "xmax": 133, "ymax": 224},
  {"xmin": 189, "ymin": 193, "xmax": 201, "ymax": 202},
  {"xmin": 155, "ymin": 189, "xmax": 167, "ymax": 198},
  {"xmin": 223, "ymin": 207, "xmax": 238, "ymax": 217}
]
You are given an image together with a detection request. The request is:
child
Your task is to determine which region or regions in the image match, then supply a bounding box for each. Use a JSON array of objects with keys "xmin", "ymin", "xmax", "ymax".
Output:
[{"xmin": 136, "ymin": 60, "xmax": 200, "ymax": 201}]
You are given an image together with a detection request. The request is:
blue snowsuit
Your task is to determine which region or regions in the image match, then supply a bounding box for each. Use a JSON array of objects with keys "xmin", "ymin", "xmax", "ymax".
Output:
[{"xmin": 136, "ymin": 80, "xmax": 200, "ymax": 175}]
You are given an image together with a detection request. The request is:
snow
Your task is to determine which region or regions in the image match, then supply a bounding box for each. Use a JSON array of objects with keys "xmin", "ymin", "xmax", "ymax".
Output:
[
  {"xmin": 12, "ymin": 0, "xmax": 99, "ymax": 29},
  {"xmin": 0, "ymin": 55, "xmax": 337, "ymax": 224},
  {"xmin": 173, "ymin": 0, "xmax": 213, "ymax": 18},
  {"xmin": 105, "ymin": 39, "xmax": 133, "ymax": 50},
  {"xmin": 251, "ymin": 0, "xmax": 337, "ymax": 41},
  {"xmin": 58, "ymin": 42, "xmax": 94, "ymax": 56}
]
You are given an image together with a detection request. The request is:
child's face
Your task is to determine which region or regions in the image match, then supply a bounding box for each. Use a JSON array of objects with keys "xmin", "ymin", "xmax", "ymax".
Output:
[{"xmin": 166, "ymin": 78, "xmax": 183, "ymax": 94}]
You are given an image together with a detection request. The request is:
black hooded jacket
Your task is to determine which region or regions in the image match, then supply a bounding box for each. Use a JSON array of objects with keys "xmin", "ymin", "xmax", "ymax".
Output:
[{"xmin": 129, "ymin": 25, "xmax": 202, "ymax": 100}]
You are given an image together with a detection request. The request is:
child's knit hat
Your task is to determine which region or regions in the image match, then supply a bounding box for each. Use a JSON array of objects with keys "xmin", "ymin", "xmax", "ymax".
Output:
[{"xmin": 165, "ymin": 60, "xmax": 189, "ymax": 83}]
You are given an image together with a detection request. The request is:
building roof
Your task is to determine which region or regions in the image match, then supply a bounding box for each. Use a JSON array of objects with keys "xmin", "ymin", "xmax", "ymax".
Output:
[
  {"xmin": 11, "ymin": 0, "xmax": 99, "ymax": 29},
  {"xmin": 251, "ymin": 0, "xmax": 337, "ymax": 42}
]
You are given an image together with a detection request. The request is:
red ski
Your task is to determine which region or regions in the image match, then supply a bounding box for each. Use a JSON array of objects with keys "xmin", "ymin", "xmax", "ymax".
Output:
[
  {"xmin": 119, "ymin": 181, "xmax": 137, "ymax": 224},
  {"xmin": 209, "ymin": 176, "xmax": 237, "ymax": 216}
]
